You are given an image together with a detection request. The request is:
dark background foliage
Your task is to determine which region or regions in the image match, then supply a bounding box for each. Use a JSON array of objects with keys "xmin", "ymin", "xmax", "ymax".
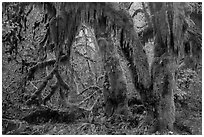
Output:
[{"xmin": 2, "ymin": 2, "xmax": 202, "ymax": 135}]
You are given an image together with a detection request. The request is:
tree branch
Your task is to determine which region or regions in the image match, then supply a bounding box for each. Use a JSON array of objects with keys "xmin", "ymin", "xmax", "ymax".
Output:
[
  {"xmin": 74, "ymin": 50, "xmax": 96, "ymax": 63},
  {"xmin": 43, "ymin": 81, "xmax": 58, "ymax": 105},
  {"xmin": 70, "ymin": 63, "xmax": 86, "ymax": 89},
  {"xmin": 78, "ymin": 89, "xmax": 101, "ymax": 109},
  {"xmin": 26, "ymin": 54, "xmax": 68, "ymax": 80},
  {"xmin": 55, "ymin": 70, "xmax": 70, "ymax": 91},
  {"xmin": 127, "ymin": 2, "xmax": 133, "ymax": 10},
  {"xmin": 78, "ymin": 85, "xmax": 102, "ymax": 96},
  {"xmin": 26, "ymin": 67, "xmax": 56, "ymax": 106},
  {"xmin": 29, "ymin": 81, "xmax": 38, "ymax": 90},
  {"xmin": 132, "ymin": 9, "xmax": 144, "ymax": 18}
]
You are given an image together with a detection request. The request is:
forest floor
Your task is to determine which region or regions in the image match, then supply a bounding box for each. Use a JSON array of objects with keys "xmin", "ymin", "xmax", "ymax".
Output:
[
  {"xmin": 2, "ymin": 54, "xmax": 202, "ymax": 135},
  {"xmin": 2, "ymin": 101, "xmax": 202, "ymax": 135},
  {"xmin": 2, "ymin": 80, "xmax": 202, "ymax": 135}
]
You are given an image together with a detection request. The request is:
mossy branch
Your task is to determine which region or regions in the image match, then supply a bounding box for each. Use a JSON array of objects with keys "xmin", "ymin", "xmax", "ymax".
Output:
[
  {"xmin": 78, "ymin": 89, "xmax": 101, "ymax": 106},
  {"xmin": 55, "ymin": 70, "xmax": 69, "ymax": 90},
  {"xmin": 43, "ymin": 81, "xmax": 59, "ymax": 105},
  {"xmin": 77, "ymin": 86, "xmax": 102, "ymax": 96},
  {"xmin": 26, "ymin": 67, "xmax": 56, "ymax": 106},
  {"xmin": 26, "ymin": 54, "xmax": 68, "ymax": 81}
]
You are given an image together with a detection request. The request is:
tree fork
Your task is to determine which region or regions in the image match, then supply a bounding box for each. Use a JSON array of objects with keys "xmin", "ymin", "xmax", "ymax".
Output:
[
  {"xmin": 43, "ymin": 81, "xmax": 58, "ymax": 105},
  {"xmin": 26, "ymin": 54, "xmax": 68, "ymax": 81},
  {"xmin": 55, "ymin": 69, "xmax": 69, "ymax": 90},
  {"xmin": 26, "ymin": 66, "xmax": 56, "ymax": 106}
]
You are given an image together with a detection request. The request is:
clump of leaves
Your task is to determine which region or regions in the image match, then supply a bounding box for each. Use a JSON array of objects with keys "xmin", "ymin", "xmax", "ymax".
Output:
[{"xmin": 175, "ymin": 68, "xmax": 201, "ymax": 110}]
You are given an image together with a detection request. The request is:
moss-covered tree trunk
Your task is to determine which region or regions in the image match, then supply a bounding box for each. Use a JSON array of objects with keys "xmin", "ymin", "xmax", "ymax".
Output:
[
  {"xmin": 97, "ymin": 37, "xmax": 129, "ymax": 117},
  {"xmin": 6, "ymin": 2, "xmax": 200, "ymax": 133},
  {"xmin": 151, "ymin": 54, "xmax": 176, "ymax": 132},
  {"xmin": 148, "ymin": 2, "xmax": 194, "ymax": 132}
]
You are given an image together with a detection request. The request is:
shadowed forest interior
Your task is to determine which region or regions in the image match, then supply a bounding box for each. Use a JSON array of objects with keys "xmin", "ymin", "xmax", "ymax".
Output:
[{"xmin": 2, "ymin": 2, "xmax": 202, "ymax": 135}]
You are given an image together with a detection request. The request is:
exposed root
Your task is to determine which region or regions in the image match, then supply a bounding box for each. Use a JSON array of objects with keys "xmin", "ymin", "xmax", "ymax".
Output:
[
  {"xmin": 55, "ymin": 70, "xmax": 69, "ymax": 90},
  {"xmin": 26, "ymin": 54, "xmax": 68, "ymax": 81},
  {"xmin": 74, "ymin": 50, "xmax": 96, "ymax": 63},
  {"xmin": 43, "ymin": 81, "xmax": 59, "ymax": 105},
  {"xmin": 26, "ymin": 65, "xmax": 71, "ymax": 107},
  {"xmin": 78, "ymin": 86, "xmax": 102, "ymax": 96},
  {"xmin": 26, "ymin": 68, "xmax": 55, "ymax": 106}
]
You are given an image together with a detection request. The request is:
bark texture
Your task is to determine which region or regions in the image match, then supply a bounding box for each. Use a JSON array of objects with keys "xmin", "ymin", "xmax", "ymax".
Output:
[{"xmin": 97, "ymin": 38, "xmax": 129, "ymax": 117}]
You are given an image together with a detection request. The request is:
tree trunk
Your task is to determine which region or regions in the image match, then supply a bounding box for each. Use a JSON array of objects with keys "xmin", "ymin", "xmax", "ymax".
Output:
[
  {"xmin": 97, "ymin": 37, "xmax": 129, "ymax": 118},
  {"xmin": 152, "ymin": 54, "xmax": 176, "ymax": 132}
]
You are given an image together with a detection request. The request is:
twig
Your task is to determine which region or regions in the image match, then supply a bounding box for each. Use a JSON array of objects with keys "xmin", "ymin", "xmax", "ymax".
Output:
[
  {"xmin": 31, "ymin": 66, "xmax": 56, "ymax": 96},
  {"xmin": 74, "ymin": 50, "xmax": 96, "ymax": 63},
  {"xmin": 25, "ymin": 5, "xmax": 33, "ymax": 16},
  {"xmin": 26, "ymin": 54, "xmax": 68, "ymax": 80},
  {"xmin": 86, "ymin": 95, "xmax": 100, "ymax": 111},
  {"xmin": 78, "ymin": 91, "xmax": 97, "ymax": 106},
  {"xmin": 70, "ymin": 64, "xmax": 86, "ymax": 89},
  {"xmin": 127, "ymin": 2, "xmax": 133, "ymax": 10},
  {"xmin": 43, "ymin": 81, "xmax": 58, "ymax": 105},
  {"xmin": 55, "ymin": 70, "xmax": 69, "ymax": 90},
  {"xmin": 96, "ymin": 74, "xmax": 105, "ymax": 84},
  {"xmin": 29, "ymin": 81, "xmax": 38, "ymax": 89},
  {"xmin": 74, "ymin": 43, "xmax": 95, "ymax": 52},
  {"xmin": 132, "ymin": 8, "xmax": 144, "ymax": 18},
  {"xmin": 3, "ymin": 80, "xmax": 17, "ymax": 91},
  {"xmin": 30, "ymin": 79, "xmax": 44, "ymax": 83},
  {"xmin": 78, "ymin": 85, "xmax": 102, "ymax": 96}
]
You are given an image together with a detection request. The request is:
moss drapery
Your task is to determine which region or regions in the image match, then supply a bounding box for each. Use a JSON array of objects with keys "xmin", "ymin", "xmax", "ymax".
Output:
[
  {"xmin": 5, "ymin": 2, "xmax": 201, "ymax": 133},
  {"xmin": 45, "ymin": 2, "xmax": 151, "ymax": 99}
]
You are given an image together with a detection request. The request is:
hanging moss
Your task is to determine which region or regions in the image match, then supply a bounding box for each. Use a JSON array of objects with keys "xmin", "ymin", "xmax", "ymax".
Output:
[{"xmin": 25, "ymin": 1, "xmax": 153, "ymax": 116}]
